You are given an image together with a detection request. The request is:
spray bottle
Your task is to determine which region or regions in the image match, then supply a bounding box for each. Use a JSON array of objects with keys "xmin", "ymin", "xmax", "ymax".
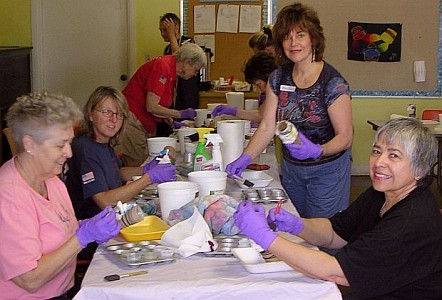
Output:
[
  {"xmin": 193, "ymin": 128, "xmax": 214, "ymax": 171},
  {"xmin": 201, "ymin": 133, "xmax": 224, "ymax": 171}
]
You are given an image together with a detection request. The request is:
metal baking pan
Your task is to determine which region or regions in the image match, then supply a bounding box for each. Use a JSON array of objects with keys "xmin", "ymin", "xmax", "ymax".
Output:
[
  {"xmin": 105, "ymin": 241, "xmax": 176, "ymax": 266},
  {"xmin": 241, "ymin": 188, "xmax": 288, "ymax": 204},
  {"xmin": 204, "ymin": 235, "xmax": 252, "ymax": 256}
]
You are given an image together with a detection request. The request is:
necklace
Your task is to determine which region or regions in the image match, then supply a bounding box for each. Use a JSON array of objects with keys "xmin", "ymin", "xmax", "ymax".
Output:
[{"xmin": 379, "ymin": 201, "xmax": 387, "ymax": 217}]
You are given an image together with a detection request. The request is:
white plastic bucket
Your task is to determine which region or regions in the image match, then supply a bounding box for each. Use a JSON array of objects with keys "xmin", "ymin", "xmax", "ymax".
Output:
[
  {"xmin": 195, "ymin": 109, "xmax": 211, "ymax": 127},
  {"xmin": 147, "ymin": 137, "xmax": 176, "ymax": 159},
  {"xmin": 178, "ymin": 127, "xmax": 197, "ymax": 153},
  {"xmin": 157, "ymin": 181, "xmax": 199, "ymax": 222},
  {"xmin": 226, "ymin": 92, "xmax": 244, "ymax": 109},
  {"xmin": 187, "ymin": 171, "xmax": 227, "ymax": 197}
]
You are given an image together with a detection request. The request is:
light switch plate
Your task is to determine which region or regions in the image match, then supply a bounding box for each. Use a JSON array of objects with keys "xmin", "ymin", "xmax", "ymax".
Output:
[{"xmin": 413, "ymin": 61, "xmax": 426, "ymax": 82}]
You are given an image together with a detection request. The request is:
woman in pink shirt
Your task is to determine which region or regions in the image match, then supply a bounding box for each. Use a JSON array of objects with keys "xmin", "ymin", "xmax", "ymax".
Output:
[{"xmin": 0, "ymin": 92, "xmax": 121, "ymax": 299}]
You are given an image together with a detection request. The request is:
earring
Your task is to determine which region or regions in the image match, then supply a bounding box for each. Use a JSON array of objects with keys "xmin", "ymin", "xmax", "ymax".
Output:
[
  {"xmin": 416, "ymin": 176, "xmax": 421, "ymax": 180},
  {"xmin": 312, "ymin": 48, "xmax": 316, "ymax": 62}
]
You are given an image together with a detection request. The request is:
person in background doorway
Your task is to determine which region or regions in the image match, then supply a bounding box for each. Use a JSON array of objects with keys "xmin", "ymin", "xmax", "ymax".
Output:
[
  {"xmin": 0, "ymin": 91, "xmax": 120, "ymax": 299},
  {"xmin": 248, "ymin": 25, "xmax": 276, "ymax": 56},
  {"xmin": 123, "ymin": 43, "xmax": 206, "ymax": 137},
  {"xmin": 234, "ymin": 117, "xmax": 442, "ymax": 299},
  {"xmin": 226, "ymin": 2, "xmax": 353, "ymax": 218},
  {"xmin": 211, "ymin": 51, "xmax": 277, "ymax": 123},
  {"xmin": 157, "ymin": 12, "xmax": 201, "ymax": 137}
]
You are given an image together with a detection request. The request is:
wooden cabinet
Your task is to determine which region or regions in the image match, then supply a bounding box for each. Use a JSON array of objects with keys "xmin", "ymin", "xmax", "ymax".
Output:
[
  {"xmin": 0, "ymin": 47, "xmax": 32, "ymax": 164},
  {"xmin": 199, "ymin": 90, "xmax": 259, "ymax": 109}
]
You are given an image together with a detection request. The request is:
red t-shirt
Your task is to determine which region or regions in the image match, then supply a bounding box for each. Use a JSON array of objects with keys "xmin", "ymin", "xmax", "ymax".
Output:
[{"xmin": 123, "ymin": 55, "xmax": 177, "ymax": 134}]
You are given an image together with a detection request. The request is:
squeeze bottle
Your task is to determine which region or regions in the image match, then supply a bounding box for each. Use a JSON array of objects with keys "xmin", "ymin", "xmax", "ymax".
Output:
[
  {"xmin": 202, "ymin": 134, "xmax": 224, "ymax": 171},
  {"xmin": 193, "ymin": 128, "xmax": 214, "ymax": 171}
]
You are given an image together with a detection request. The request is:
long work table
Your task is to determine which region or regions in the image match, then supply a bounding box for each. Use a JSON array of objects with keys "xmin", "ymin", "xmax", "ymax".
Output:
[
  {"xmin": 73, "ymin": 150, "xmax": 342, "ymax": 300},
  {"xmin": 367, "ymin": 119, "xmax": 442, "ymax": 194}
]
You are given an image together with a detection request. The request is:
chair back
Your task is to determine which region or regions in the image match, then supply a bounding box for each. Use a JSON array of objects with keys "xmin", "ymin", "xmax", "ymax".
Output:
[
  {"xmin": 2, "ymin": 127, "xmax": 19, "ymax": 156},
  {"xmin": 421, "ymin": 109, "xmax": 442, "ymax": 121}
]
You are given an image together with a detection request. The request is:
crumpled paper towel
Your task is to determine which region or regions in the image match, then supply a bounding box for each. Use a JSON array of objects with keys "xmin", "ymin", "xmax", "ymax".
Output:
[{"xmin": 161, "ymin": 207, "xmax": 215, "ymax": 257}]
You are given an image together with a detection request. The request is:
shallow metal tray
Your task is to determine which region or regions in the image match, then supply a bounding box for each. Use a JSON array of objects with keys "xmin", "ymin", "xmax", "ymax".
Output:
[
  {"xmin": 105, "ymin": 241, "xmax": 176, "ymax": 266},
  {"xmin": 204, "ymin": 235, "xmax": 252, "ymax": 256},
  {"xmin": 241, "ymin": 188, "xmax": 288, "ymax": 204}
]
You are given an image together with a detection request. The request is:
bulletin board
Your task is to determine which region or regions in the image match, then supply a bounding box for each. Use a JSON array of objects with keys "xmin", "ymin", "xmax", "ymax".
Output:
[
  {"xmin": 276, "ymin": 0, "xmax": 441, "ymax": 97},
  {"xmin": 187, "ymin": 0, "xmax": 264, "ymax": 82}
]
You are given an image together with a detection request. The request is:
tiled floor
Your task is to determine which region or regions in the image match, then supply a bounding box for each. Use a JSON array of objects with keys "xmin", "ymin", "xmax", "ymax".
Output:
[{"xmin": 350, "ymin": 175, "xmax": 442, "ymax": 207}]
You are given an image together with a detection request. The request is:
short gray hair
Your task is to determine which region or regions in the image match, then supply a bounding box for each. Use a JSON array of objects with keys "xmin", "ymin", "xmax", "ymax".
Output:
[
  {"xmin": 6, "ymin": 91, "xmax": 83, "ymax": 150},
  {"xmin": 174, "ymin": 43, "xmax": 207, "ymax": 69},
  {"xmin": 374, "ymin": 117, "xmax": 438, "ymax": 185}
]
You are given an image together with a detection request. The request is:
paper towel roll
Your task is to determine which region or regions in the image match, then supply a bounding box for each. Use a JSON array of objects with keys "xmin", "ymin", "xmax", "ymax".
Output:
[
  {"xmin": 217, "ymin": 120, "xmax": 245, "ymax": 169},
  {"xmin": 225, "ymin": 92, "xmax": 244, "ymax": 109}
]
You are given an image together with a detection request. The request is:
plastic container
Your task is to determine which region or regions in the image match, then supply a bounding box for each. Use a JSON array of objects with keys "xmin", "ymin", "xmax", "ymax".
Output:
[
  {"xmin": 119, "ymin": 216, "xmax": 169, "ymax": 242},
  {"xmin": 157, "ymin": 182, "xmax": 199, "ymax": 222},
  {"xmin": 177, "ymin": 127, "xmax": 197, "ymax": 153},
  {"xmin": 187, "ymin": 170, "xmax": 227, "ymax": 197},
  {"xmin": 147, "ymin": 137, "xmax": 176, "ymax": 159}
]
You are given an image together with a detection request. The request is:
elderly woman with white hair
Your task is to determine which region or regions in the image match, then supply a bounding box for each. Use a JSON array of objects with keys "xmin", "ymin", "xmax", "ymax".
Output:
[
  {"xmin": 234, "ymin": 117, "xmax": 442, "ymax": 299},
  {"xmin": 0, "ymin": 92, "xmax": 121, "ymax": 299},
  {"xmin": 115, "ymin": 43, "xmax": 207, "ymax": 166}
]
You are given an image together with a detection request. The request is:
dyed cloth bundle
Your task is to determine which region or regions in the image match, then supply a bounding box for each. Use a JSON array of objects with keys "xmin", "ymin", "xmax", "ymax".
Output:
[{"xmin": 168, "ymin": 194, "xmax": 240, "ymax": 235}]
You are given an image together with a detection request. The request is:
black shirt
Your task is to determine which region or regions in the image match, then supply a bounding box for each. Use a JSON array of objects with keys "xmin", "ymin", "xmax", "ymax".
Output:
[{"xmin": 331, "ymin": 186, "xmax": 442, "ymax": 299}]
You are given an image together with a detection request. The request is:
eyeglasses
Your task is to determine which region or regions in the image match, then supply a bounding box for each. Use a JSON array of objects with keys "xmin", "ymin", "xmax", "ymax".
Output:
[{"xmin": 95, "ymin": 108, "xmax": 125, "ymax": 120}]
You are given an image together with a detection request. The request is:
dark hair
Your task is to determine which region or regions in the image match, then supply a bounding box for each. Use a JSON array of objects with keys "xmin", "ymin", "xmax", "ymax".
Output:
[
  {"xmin": 243, "ymin": 51, "xmax": 278, "ymax": 84},
  {"xmin": 160, "ymin": 13, "xmax": 180, "ymax": 26},
  {"xmin": 273, "ymin": 2, "xmax": 325, "ymax": 66},
  {"xmin": 248, "ymin": 25, "xmax": 274, "ymax": 51}
]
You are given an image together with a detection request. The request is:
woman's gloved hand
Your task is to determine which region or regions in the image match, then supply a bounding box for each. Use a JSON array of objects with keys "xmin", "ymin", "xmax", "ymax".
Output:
[
  {"xmin": 234, "ymin": 201, "xmax": 277, "ymax": 250},
  {"xmin": 285, "ymin": 132, "xmax": 322, "ymax": 160},
  {"xmin": 226, "ymin": 153, "xmax": 252, "ymax": 177},
  {"xmin": 145, "ymin": 163, "xmax": 177, "ymax": 183},
  {"xmin": 267, "ymin": 208, "xmax": 304, "ymax": 235},
  {"xmin": 179, "ymin": 108, "xmax": 196, "ymax": 120},
  {"xmin": 211, "ymin": 105, "xmax": 238, "ymax": 117},
  {"xmin": 171, "ymin": 120, "xmax": 185, "ymax": 129},
  {"xmin": 76, "ymin": 207, "xmax": 121, "ymax": 248},
  {"xmin": 142, "ymin": 157, "xmax": 160, "ymax": 173}
]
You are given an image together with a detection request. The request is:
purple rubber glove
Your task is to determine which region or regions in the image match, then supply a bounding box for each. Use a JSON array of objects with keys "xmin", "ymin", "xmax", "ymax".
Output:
[
  {"xmin": 285, "ymin": 132, "xmax": 322, "ymax": 160},
  {"xmin": 76, "ymin": 207, "xmax": 121, "ymax": 248},
  {"xmin": 267, "ymin": 208, "xmax": 304, "ymax": 235},
  {"xmin": 234, "ymin": 201, "xmax": 277, "ymax": 250},
  {"xmin": 225, "ymin": 153, "xmax": 252, "ymax": 177},
  {"xmin": 211, "ymin": 105, "xmax": 238, "ymax": 117},
  {"xmin": 171, "ymin": 120, "xmax": 185, "ymax": 129},
  {"xmin": 179, "ymin": 108, "xmax": 196, "ymax": 120},
  {"xmin": 146, "ymin": 163, "xmax": 177, "ymax": 183},
  {"xmin": 142, "ymin": 157, "xmax": 160, "ymax": 173}
]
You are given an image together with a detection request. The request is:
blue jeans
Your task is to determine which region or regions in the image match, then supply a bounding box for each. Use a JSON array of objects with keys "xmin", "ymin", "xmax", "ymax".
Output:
[{"xmin": 281, "ymin": 149, "xmax": 351, "ymax": 218}]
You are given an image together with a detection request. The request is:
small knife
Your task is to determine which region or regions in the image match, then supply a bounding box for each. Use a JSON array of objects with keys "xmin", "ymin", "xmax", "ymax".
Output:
[{"xmin": 104, "ymin": 270, "xmax": 148, "ymax": 282}]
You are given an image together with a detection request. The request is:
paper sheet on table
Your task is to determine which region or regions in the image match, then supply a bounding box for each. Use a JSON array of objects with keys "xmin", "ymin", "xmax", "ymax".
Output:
[{"xmin": 161, "ymin": 207, "xmax": 215, "ymax": 257}]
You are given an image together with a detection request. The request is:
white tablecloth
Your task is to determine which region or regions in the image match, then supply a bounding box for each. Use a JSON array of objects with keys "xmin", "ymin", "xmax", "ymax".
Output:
[{"xmin": 74, "ymin": 150, "xmax": 342, "ymax": 300}]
